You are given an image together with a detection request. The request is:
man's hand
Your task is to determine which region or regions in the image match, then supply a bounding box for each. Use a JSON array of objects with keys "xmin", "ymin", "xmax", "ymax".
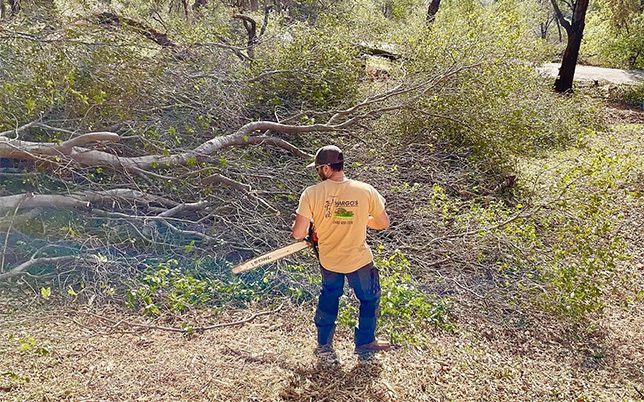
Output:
[
  {"xmin": 367, "ymin": 211, "xmax": 390, "ymax": 230},
  {"xmin": 304, "ymin": 223, "xmax": 320, "ymax": 259}
]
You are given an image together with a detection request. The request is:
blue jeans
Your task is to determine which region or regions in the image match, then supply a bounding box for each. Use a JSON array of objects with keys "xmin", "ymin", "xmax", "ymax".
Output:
[{"xmin": 314, "ymin": 262, "xmax": 381, "ymax": 347}]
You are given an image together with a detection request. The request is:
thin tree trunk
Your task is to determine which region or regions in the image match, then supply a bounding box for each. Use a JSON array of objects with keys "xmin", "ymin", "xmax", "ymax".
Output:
[
  {"xmin": 0, "ymin": 0, "xmax": 6, "ymax": 19},
  {"xmin": 550, "ymin": 0, "xmax": 589, "ymax": 93},
  {"xmin": 383, "ymin": 0, "xmax": 393, "ymax": 18},
  {"xmin": 427, "ymin": 0, "xmax": 441, "ymax": 23},
  {"xmin": 554, "ymin": 30, "xmax": 583, "ymax": 92},
  {"xmin": 181, "ymin": 0, "xmax": 189, "ymax": 18},
  {"xmin": 192, "ymin": 0, "xmax": 207, "ymax": 11}
]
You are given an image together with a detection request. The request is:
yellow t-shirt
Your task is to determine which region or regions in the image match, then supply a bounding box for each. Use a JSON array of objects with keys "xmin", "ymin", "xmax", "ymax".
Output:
[{"xmin": 296, "ymin": 179, "xmax": 386, "ymax": 273}]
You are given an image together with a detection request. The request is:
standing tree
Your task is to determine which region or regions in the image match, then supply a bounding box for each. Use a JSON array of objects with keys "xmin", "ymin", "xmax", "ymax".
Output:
[
  {"xmin": 550, "ymin": 0, "xmax": 590, "ymax": 93},
  {"xmin": 427, "ymin": 0, "xmax": 441, "ymax": 23}
]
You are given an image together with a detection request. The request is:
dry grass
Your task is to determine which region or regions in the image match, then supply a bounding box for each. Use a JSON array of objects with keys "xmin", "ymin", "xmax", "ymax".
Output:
[{"xmin": 1, "ymin": 289, "xmax": 642, "ymax": 402}]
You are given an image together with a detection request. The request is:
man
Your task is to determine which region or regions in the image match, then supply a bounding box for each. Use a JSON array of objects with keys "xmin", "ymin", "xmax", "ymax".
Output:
[{"xmin": 291, "ymin": 145, "xmax": 392, "ymax": 364}]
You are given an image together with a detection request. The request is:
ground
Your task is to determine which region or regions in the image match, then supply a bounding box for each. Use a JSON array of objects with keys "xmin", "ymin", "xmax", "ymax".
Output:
[{"xmin": 1, "ymin": 287, "xmax": 642, "ymax": 401}]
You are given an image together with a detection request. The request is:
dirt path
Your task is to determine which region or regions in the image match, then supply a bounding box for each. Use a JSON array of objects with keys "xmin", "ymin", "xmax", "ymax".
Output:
[{"xmin": 538, "ymin": 63, "xmax": 644, "ymax": 84}]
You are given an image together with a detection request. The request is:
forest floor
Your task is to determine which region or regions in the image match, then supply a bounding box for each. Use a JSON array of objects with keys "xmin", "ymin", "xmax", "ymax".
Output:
[{"xmin": 1, "ymin": 105, "xmax": 642, "ymax": 402}]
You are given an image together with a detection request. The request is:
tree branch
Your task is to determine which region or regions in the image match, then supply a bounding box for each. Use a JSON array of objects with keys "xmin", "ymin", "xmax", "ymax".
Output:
[
  {"xmin": 93, "ymin": 12, "xmax": 178, "ymax": 48},
  {"xmin": 0, "ymin": 255, "xmax": 90, "ymax": 281},
  {"xmin": 550, "ymin": 0, "xmax": 572, "ymax": 32}
]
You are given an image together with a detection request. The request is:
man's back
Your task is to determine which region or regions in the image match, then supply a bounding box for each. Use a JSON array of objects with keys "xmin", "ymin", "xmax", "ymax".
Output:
[{"xmin": 297, "ymin": 178, "xmax": 385, "ymax": 273}]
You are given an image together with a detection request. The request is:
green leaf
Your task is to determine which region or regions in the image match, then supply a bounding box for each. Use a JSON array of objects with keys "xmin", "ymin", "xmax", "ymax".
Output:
[{"xmin": 40, "ymin": 287, "xmax": 51, "ymax": 300}]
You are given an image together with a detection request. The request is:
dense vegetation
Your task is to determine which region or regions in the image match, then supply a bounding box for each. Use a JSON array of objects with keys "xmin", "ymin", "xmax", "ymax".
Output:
[{"xmin": 0, "ymin": 2, "xmax": 642, "ymax": 398}]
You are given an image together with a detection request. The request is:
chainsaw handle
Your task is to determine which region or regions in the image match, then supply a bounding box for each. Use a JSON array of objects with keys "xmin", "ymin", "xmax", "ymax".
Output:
[{"xmin": 305, "ymin": 223, "xmax": 319, "ymax": 259}]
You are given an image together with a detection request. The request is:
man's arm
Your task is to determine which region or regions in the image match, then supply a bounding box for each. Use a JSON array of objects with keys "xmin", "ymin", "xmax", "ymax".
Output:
[
  {"xmin": 367, "ymin": 211, "xmax": 390, "ymax": 230},
  {"xmin": 291, "ymin": 213, "xmax": 311, "ymax": 240}
]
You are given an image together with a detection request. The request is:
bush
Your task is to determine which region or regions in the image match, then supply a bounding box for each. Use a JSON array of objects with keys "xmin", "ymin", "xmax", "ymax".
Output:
[
  {"xmin": 382, "ymin": 0, "xmax": 602, "ymax": 172},
  {"xmin": 608, "ymin": 83, "xmax": 644, "ymax": 108},
  {"xmin": 338, "ymin": 249, "xmax": 453, "ymax": 345},
  {"xmin": 244, "ymin": 23, "xmax": 362, "ymax": 118},
  {"xmin": 584, "ymin": 0, "xmax": 644, "ymax": 69}
]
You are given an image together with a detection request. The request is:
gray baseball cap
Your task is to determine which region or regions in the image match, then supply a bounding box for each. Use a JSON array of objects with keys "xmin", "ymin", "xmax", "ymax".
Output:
[{"xmin": 306, "ymin": 145, "xmax": 344, "ymax": 168}]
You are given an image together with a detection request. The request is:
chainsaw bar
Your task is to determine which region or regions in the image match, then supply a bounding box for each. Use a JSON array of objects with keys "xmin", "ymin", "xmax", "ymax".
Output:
[{"xmin": 231, "ymin": 241, "xmax": 310, "ymax": 274}]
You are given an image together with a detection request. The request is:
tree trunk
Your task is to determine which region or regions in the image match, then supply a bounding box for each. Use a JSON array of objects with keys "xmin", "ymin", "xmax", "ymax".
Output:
[
  {"xmin": 249, "ymin": 0, "xmax": 259, "ymax": 11},
  {"xmin": 555, "ymin": 16, "xmax": 562, "ymax": 42},
  {"xmin": 383, "ymin": 0, "xmax": 393, "ymax": 18},
  {"xmin": 192, "ymin": 0, "xmax": 207, "ymax": 11},
  {"xmin": 554, "ymin": 29, "xmax": 582, "ymax": 92},
  {"xmin": 0, "ymin": 0, "xmax": 6, "ymax": 19},
  {"xmin": 551, "ymin": 0, "xmax": 589, "ymax": 93},
  {"xmin": 427, "ymin": 0, "xmax": 441, "ymax": 22}
]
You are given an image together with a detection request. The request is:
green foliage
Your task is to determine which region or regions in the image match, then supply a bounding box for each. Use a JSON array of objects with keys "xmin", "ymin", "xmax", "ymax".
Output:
[
  {"xmin": 125, "ymin": 258, "xmax": 309, "ymax": 316},
  {"xmin": 338, "ymin": 250, "xmax": 454, "ymax": 345},
  {"xmin": 533, "ymin": 144, "xmax": 635, "ymax": 319},
  {"xmin": 39, "ymin": 287, "xmax": 52, "ymax": 300},
  {"xmin": 15, "ymin": 335, "xmax": 50, "ymax": 357},
  {"xmin": 608, "ymin": 83, "xmax": 644, "ymax": 108},
  {"xmin": 126, "ymin": 260, "xmax": 213, "ymax": 315},
  {"xmin": 377, "ymin": 250, "xmax": 454, "ymax": 343},
  {"xmin": 246, "ymin": 23, "xmax": 362, "ymax": 117},
  {"xmin": 584, "ymin": 0, "xmax": 644, "ymax": 68},
  {"xmin": 386, "ymin": 0, "xmax": 601, "ymax": 171}
]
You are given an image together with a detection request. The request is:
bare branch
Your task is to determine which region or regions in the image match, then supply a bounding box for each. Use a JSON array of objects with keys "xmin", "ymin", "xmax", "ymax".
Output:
[
  {"xmin": 0, "ymin": 193, "xmax": 90, "ymax": 212},
  {"xmin": 85, "ymin": 303, "xmax": 283, "ymax": 333},
  {"xmin": 189, "ymin": 69, "xmax": 300, "ymax": 83},
  {"xmin": 0, "ymin": 256, "xmax": 91, "ymax": 281},
  {"xmin": 550, "ymin": 0, "xmax": 572, "ymax": 32},
  {"xmin": 93, "ymin": 12, "xmax": 178, "ymax": 48}
]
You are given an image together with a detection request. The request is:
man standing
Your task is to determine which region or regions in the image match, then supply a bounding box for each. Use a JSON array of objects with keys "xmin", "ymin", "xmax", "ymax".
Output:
[{"xmin": 291, "ymin": 145, "xmax": 392, "ymax": 364}]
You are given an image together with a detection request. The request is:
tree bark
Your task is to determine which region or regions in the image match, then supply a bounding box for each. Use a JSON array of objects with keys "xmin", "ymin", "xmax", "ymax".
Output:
[
  {"xmin": 95, "ymin": 12, "xmax": 178, "ymax": 48},
  {"xmin": 550, "ymin": 0, "xmax": 589, "ymax": 93},
  {"xmin": 555, "ymin": 15, "xmax": 563, "ymax": 42},
  {"xmin": 234, "ymin": 14, "xmax": 258, "ymax": 59},
  {"xmin": 555, "ymin": 29, "xmax": 583, "ymax": 92},
  {"xmin": 427, "ymin": 0, "xmax": 441, "ymax": 23},
  {"xmin": 0, "ymin": 0, "xmax": 5, "ymax": 19},
  {"xmin": 383, "ymin": 0, "xmax": 393, "ymax": 18},
  {"xmin": 0, "ymin": 256, "xmax": 90, "ymax": 281},
  {"xmin": 192, "ymin": 0, "xmax": 208, "ymax": 11},
  {"xmin": 9, "ymin": 0, "xmax": 18, "ymax": 16}
]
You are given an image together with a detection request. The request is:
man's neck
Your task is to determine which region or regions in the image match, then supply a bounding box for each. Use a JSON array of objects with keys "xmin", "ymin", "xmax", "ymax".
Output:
[{"xmin": 328, "ymin": 171, "xmax": 347, "ymax": 182}]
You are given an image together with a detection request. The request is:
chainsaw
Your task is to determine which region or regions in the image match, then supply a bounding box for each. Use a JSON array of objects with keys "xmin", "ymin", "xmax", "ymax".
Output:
[{"xmin": 231, "ymin": 225, "xmax": 319, "ymax": 274}]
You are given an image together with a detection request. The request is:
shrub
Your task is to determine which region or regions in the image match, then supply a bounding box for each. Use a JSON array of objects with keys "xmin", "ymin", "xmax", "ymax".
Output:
[
  {"xmin": 245, "ymin": 23, "xmax": 362, "ymax": 118},
  {"xmin": 338, "ymin": 249, "xmax": 454, "ymax": 345},
  {"xmin": 373, "ymin": 0, "xmax": 603, "ymax": 174}
]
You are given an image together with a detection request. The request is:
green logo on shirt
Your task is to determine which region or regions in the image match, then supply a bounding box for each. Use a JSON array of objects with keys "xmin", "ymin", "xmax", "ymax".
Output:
[{"xmin": 334, "ymin": 207, "xmax": 354, "ymax": 219}]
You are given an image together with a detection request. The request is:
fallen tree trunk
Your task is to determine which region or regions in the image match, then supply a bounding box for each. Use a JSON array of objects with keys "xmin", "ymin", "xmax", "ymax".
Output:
[{"xmin": 0, "ymin": 127, "xmax": 310, "ymax": 172}]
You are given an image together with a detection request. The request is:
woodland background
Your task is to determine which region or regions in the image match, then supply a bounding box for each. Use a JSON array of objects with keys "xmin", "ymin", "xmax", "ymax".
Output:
[{"xmin": 0, "ymin": 0, "xmax": 642, "ymax": 400}]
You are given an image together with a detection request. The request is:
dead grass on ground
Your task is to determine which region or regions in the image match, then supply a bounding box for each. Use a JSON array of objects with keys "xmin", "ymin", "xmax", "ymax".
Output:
[{"xmin": 1, "ymin": 290, "xmax": 642, "ymax": 402}]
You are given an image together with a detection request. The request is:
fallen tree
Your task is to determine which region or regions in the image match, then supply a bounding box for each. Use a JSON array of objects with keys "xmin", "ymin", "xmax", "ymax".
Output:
[{"xmin": 0, "ymin": 0, "xmax": 487, "ymax": 286}]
